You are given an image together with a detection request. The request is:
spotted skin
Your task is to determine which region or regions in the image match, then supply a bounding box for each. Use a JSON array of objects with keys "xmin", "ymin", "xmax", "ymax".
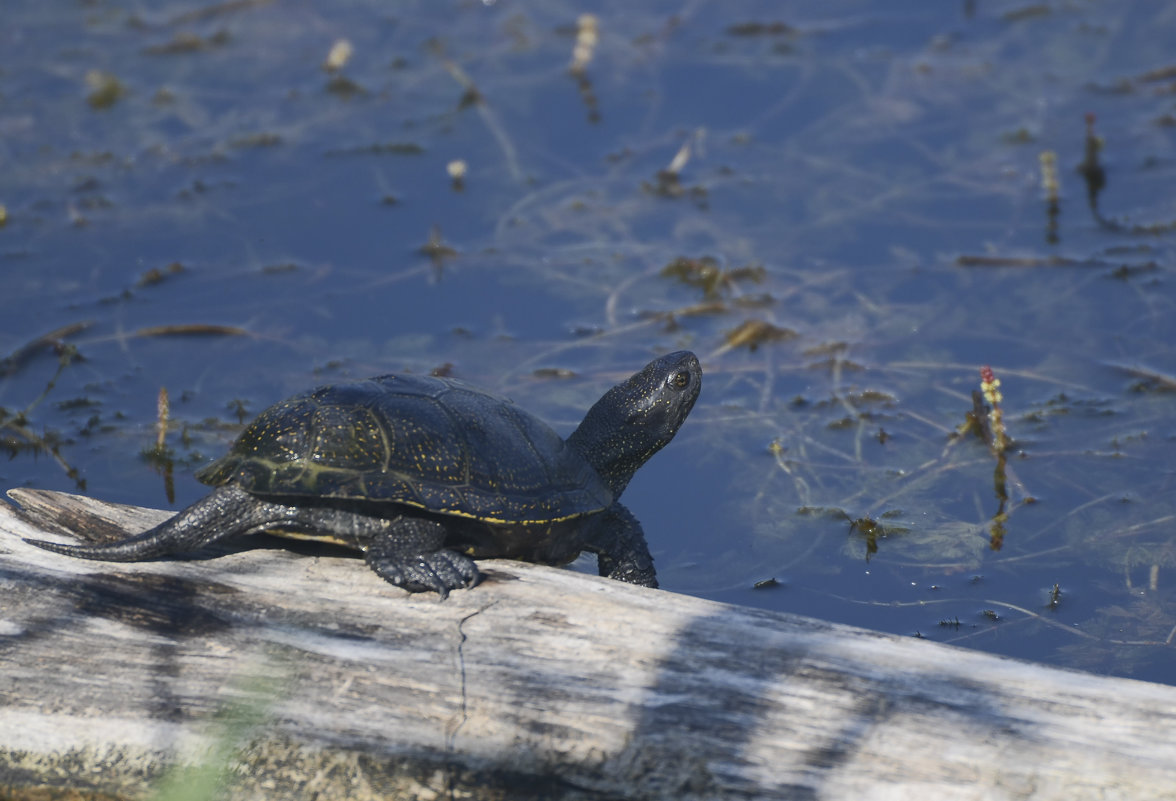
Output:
[{"xmin": 25, "ymin": 352, "xmax": 702, "ymax": 597}]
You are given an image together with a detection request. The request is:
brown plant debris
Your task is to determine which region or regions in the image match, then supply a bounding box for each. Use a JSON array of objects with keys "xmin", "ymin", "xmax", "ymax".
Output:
[{"xmin": 722, "ymin": 319, "xmax": 798, "ymax": 352}]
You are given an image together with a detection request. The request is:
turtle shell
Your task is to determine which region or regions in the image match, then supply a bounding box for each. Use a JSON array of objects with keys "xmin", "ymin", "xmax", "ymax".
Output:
[{"xmin": 195, "ymin": 374, "xmax": 613, "ymax": 525}]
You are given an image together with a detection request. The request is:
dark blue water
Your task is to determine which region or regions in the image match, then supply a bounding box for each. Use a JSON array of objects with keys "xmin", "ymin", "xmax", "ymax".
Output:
[{"xmin": 3, "ymin": 0, "xmax": 1175, "ymax": 683}]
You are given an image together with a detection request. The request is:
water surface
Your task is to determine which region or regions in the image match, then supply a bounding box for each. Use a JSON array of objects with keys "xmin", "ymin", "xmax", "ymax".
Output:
[{"xmin": 3, "ymin": 0, "xmax": 1175, "ymax": 682}]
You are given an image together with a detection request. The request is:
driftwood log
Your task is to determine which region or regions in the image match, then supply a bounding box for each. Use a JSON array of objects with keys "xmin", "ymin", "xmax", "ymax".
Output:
[{"xmin": 1, "ymin": 489, "xmax": 1175, "ymax": 801}]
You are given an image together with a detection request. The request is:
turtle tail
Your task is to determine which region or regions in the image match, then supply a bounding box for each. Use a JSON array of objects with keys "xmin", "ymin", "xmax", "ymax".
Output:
[{"xmin": 24, "ymin": 485, "xmax": 264, "ymax": 562}]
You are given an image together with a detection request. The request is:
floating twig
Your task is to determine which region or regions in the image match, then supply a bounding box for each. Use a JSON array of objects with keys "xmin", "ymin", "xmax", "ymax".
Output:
[
  {"xmin": 568, "ymin": 14, "xmax": 601, "ymax": 122},
  {"xmin": 156, "ymin": 386, "xmax": 170, "ymax": 452},
  {"xmin": 569, "ymin": 14, "xmax": 599, "ymax": 75},
  {"xmin": 447, "ymin": 160, "xmax": 467, "ymax": 192},
  {"xmin": 1109, "ymin": 363, "xmax": 1176, "ymax": 393},
  {"xmin": 134, "ymin": 324, "xmax": 250, "ymax": 338},
  {"xmin": 171, "ymin": 0, "xmax": 274, "ymax": 24},
  {"xmin": 1039, "ymin": 150, "xmax": 1060, "ymax": 244},
  {"xmin": 719, "ymin": 319, "xmax": 798, "ymax": 353},
  {"xmin": 323, "ymin": 39, "xmax": 353, "ymax": 73},
  {"xmin": 0, "ymin": 322, "xmax": 91, "ymax": 377},
  {"xmin": 1077, "ymin": 113, "xmax": 1106, "ymax": 214}
]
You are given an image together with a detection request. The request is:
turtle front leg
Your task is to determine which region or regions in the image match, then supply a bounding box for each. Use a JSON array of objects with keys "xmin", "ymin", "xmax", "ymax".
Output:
[
  {"xmin": 365, "ymin": 518, "xmax": 481, "ymax": 598},
  {"xmin": 584, "ymin": 503, "xmax": 658, "ymax": 588}
]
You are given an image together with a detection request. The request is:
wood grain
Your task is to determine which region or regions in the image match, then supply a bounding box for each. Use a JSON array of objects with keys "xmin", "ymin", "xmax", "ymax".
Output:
[{"xmin": 2, "ymin": 489, "xmax": 1175, "ymax": 800}]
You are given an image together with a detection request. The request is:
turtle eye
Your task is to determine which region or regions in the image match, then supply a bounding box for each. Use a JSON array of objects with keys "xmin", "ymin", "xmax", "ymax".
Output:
[{"xmin": 669, "ymin": 370, "xmax": 691, "ymax": 390}]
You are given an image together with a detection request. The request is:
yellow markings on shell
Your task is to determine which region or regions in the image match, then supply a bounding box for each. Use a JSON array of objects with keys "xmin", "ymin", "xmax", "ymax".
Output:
[
  {"xmin": 226, "ymin": 378, "xmax": 605, "ymax": 528},
  {"xmin": 265, "ymin": 529, "xmax": 352, "ymax": 547},
  {"xmin": 395, "ymin": 494, "xmax": 584, "ymax": 526}
]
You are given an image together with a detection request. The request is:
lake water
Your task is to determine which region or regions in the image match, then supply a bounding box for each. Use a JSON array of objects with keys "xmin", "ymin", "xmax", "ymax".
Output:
[{"xmin": 3, "ymin": 0, "xmax": 1175, "ymax": 683}]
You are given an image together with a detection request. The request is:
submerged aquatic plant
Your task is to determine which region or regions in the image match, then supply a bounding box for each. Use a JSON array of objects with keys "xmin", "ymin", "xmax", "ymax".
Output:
[{"xmin": 979, "ymin": 365, "xmax": 1009, "ymax": 456}]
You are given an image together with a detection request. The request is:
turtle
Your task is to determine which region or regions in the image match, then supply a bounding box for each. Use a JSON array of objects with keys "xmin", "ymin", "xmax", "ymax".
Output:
[{"xmin": 25, "ymin": 351, "xmax": 702, "ymax": 597}]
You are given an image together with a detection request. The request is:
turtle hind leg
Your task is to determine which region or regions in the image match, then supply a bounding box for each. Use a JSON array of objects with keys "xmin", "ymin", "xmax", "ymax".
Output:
[
  {"xmin": 23, "ymin": 484, "xmax": 276, "ymax": 562},
  {"xmin": 364, "ymin": 518, "xmax": 481, "ymax": 599}
]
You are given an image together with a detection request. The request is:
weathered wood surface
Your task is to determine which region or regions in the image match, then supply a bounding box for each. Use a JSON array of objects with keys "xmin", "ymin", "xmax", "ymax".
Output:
[{"xmin": 2, "ymin": 490, "xmax": 1175, "ymax": 801}]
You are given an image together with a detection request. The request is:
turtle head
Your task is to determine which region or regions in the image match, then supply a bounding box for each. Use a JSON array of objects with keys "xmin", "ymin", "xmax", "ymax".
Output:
[{"xmin": 567, "ymin": 351, "xmax": 702, "ymax": 499}]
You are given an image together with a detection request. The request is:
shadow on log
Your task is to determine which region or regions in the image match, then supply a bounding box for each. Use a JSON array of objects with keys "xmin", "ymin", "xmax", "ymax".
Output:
[{"xmin": 2, "ymin": 489, "xmax": 1175, "ymax": 800}]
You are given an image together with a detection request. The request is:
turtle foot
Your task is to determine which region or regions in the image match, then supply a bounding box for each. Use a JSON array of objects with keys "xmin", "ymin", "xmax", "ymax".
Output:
[{"xmin": 366, "ymin": 544, "xmax": 481, "ymax": 599}]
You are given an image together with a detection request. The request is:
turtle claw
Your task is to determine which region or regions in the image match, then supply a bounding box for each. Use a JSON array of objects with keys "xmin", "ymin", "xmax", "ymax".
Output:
[{"xmin": 366, "ymin": 546, "xmax": 481, "ymax": 598}]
